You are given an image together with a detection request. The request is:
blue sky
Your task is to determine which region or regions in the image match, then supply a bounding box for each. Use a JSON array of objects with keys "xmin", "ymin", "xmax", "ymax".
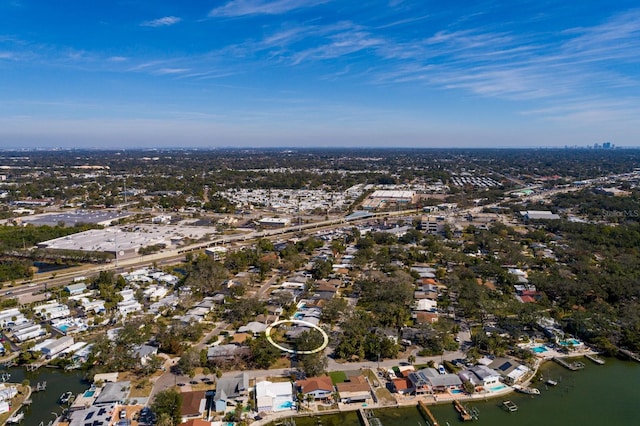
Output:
[{"xmin": 1, "ymin": 0, "xmax": 639, "ymax": 148}]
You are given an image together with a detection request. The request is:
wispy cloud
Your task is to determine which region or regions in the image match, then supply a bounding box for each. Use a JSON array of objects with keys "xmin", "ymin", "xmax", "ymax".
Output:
[
  {"xmin": 209, "ymin": 0, "xmax": 330, "ymax": 17},
  {"xmin": 153, "ymin": 68, "xmax": 190, "ymax": 75},
  {"xmin": 141, "ymin": 16, "xmax": 182, "ymax": 27}
]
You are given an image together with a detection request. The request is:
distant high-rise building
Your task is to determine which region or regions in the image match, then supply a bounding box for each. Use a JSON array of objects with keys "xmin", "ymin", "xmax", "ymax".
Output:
[{"xmin": 602, "ymin": 141, "xmax": 612, "ymax": 149}]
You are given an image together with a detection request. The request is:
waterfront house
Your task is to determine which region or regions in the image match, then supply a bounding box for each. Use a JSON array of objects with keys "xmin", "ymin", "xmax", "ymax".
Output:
[
  {"xmin": 255, "ymin": 381, "xmax": 294, "ymax": 412},
  {"xmin": 296, "ymin": 375, "xmax": 334, "ymax": 401},
  {"xmin": 391, "ymin": 377, "xmax": 413, "ymax": 395},
  {"xmin": 335, "ymin": 375, "xmax": 372, "ymax": 403},
  {"xmin": 488, "ymin": 357, "xmax": 531, "ymax": 384},
  {"xmin": 94, "ymin": 381, "xmax": 131, "ymax": 405},
  {"xmin": 458, "ymin": 365, "xmax": 502, "ymax": 388},
  {"xmin": 40, "ymin": 335, "xmax": 75, "ymax": 358},
  {"xmin": 411, "ymin": 368, "xmax": 462, "ymax": 393}
]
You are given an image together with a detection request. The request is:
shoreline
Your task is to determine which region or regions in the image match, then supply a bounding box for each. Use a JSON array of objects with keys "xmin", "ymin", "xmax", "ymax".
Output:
[{"xmin": 250, "ymin": 350, "xmax": 601, "ymax": 426}]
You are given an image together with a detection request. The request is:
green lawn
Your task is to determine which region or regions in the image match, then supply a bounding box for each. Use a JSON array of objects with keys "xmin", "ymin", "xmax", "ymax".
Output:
[{"xmin": 329, "ymin": 371, "xmax": 347, "ymax": 384}]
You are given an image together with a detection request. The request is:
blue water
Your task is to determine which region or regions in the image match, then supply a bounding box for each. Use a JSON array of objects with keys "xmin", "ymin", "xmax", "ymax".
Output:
[
  {"xmin": 533, "ymin": 346, "xmax": 548, "ymax": 353},
  {"xmin": 57, "ymin": 325, "xmax": 69, "ymax": 332},
  {"xmin": 83, "ymin": 390, "xmax": 95, "ymax": 397},
  {"xmin": 559, "ymin": 339, "xmax": 581, "ymax": 346},
  {"xmin": 276, "ymin": 400, "xmax": 293, "ymax": 410},
  {"xmin": 450, "ymin": 389, "xmax": 463, "ymax": 394}
]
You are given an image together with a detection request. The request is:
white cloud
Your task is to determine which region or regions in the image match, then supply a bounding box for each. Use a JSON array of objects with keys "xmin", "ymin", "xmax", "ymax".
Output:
[
  {"xmin": 209, "ymin": 0, "xmax": 330, "ymax": 17},
  {"xmin": 141, "ymin": 16, "xmax": 182, "ymax": 27}
]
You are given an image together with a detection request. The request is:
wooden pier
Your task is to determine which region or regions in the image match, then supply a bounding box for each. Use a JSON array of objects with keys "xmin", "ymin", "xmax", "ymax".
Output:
[
  {"xmin": 357, "ymin": 409, "xmax": 371, "ymax": 426},
  {"xmin": 452, "ymin": 400, "xmax": 472, "ymax": 422},
  {"xmin": 553, "ymin": 357, "xmax": 585, "ymax": 371},
  {"xmin": 584, "ymin": 354, "xmax": 605, "ymax": 365},
  {"xmin": 418, "ymin": 400, "xmax": 439, "ymax": 426},
  {"xmin": 618, "ymin": 348, "xmax": 640, "ymax": 363}
]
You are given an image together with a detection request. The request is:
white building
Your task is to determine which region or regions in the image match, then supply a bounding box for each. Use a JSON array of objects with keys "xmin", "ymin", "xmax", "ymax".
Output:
[
  {"xmin": 41, "ymin": 336, "xmax": 75, "ymax": 358},
  {"xmin": 118, "ymin": 299, "xmax": 142, "ymax": 316},
  {"xmin": 255, "ymin": 381, "xmax": 294, "ymax": 412},
  {"xmin": 33, "ymin": 301, "xmax": 70, "ymax": 320},
  {"xmin": 0, "ymin": 308, "xmax": 27, "ymax": 328}
]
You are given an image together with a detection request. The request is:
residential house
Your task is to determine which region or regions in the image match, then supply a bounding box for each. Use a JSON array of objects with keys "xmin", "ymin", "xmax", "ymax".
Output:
[
  {"xmin": 207, "ymin": 344, "xmax": 245, "ymax": 362},
  {"xmin": 213, "ymin": 373, "xmax": 249, "ymax": 412},
  {"xmin": 458, "ymin": 365, "xmax": 501, "ymax": 388},
  {"xmin": 181, "ymin": 390, "xmax": 207, "ymax": 421},
  {"xmin": 134, "ymin": 344, "xmax": 158, "ymax": 366},
  {"xmin": 296, "ymin": 376, "xmax": 334, "ymax": 401},
  {"xmin": 391, "ymin": 377, "xmax": 413, "ymax": 395},
  {"xmin": 255, "ymin": 381, "xmax": 294, "ymax": 412},
  {"xmin": 488, "ymin": 357, "xmax": 531, "ymax": 384},
  {"xmin": 335, "ymin": 375, "xmax": 372, "ymax": 403}
]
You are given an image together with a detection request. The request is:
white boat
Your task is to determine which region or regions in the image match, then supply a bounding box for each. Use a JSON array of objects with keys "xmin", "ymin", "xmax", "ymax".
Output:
[
  {"xmin": 546, "ymin": 379, "xmax": 558, "ymax": 386},
  {"xmin": 59, "ymin": 391, "xmax": 74, "ymax": 404},
  {"xmin": 7, "ymin": 411, "xmax": 24, "ymax": 424},
  {"xmin": 513, "ymin": 384, "xmax": 541, "ymax": 395}
]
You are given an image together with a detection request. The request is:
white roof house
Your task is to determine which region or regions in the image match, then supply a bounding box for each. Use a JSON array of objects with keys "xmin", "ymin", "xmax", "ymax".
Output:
[
  {"xmin": 415, "ymin": 299, "xmax": 438, "ymax": 312},
  {"xmin": 118, "ymin": 299, "xmax": 142, "ymax": 316},
  {"xmin": 41, "ymin": 336, "xmax": 75, "ymax": 357},
  {"xmin": 255, "ymin": 381, "xmax": 294, "ymax": 412}
]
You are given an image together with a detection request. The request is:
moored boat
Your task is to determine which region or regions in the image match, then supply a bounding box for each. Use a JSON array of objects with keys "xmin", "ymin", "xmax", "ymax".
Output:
[
  {"xmin": 59, "ymin": 391, "xmax": 74, "ymax": 404},
  {"xmin": 6, "ymin": 411, "xmax": 24, "ymax": 424},
  {"xmin": 545, "ymin": 379, "xmax": 558, "ymax": 386},
  {"xmin": 513, "ymin": 384, "xmax": 541, "ymax": 395}
]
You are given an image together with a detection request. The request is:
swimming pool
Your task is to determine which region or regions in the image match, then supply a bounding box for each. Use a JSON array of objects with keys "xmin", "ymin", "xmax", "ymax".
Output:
[
  {"xmin": 275, "ymin": 400, "xmax": 294, "ymax": 410},
  {"xmin": 559, "ymin": 339, "xmax": 581, "ymax": 346},
  {"xmin": 532, "ymin": 345, "xmax": 548, "ymax": 353},
  {"xmin": 83, "ymin": 390, "xmax": 95, "ymax": 398},
  {"xmin": 450, "ymin": 389, "xmax": 463, "ymax": 394},
  {"xmin": 57, "ymin": 324, "xmax": 69, "ymax": 332},
  {"xmin": 488, "ymin": 384, "xmax": 508, "ymax": 392}
]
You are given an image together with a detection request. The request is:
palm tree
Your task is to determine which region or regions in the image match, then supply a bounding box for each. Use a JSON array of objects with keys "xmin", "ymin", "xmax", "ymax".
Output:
[
  {"xmin": 408, "ymin": 354, "xmax": 416, "ymax": 365},
  {"xmin": 305, "ymin": 393, "xmax": 314, "ymax": 408}
]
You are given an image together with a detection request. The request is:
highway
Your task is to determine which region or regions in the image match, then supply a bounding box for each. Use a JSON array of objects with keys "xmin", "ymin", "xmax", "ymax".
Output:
[{"xmin": 0, "ymin": 208, "xmax": 419, "ymax": 300}]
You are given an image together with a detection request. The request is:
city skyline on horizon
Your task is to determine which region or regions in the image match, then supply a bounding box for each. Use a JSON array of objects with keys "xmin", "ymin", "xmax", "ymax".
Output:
[{"xmin": 1, "ymin": 1, "xmax": 639, "ymax": 149}]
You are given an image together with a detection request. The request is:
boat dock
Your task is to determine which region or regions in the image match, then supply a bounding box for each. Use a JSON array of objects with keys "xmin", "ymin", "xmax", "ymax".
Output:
[
  {"xmin": 553, "ymin": 357, "xmax": 585, "ymax": 371},
  {"xmin": 585, "ymin": 354, "xmax": 605, "ymax": 365},
  {"xmin": 452, "ymin": 400, "xmax": 472, "ymax": 422},
  {"xmin": 618, "ymin": 348, "xmax": 640, "ymax": 363},
  {"xmin": 358, "ymin": 409, "xmax": 371, "ymax": 426},
  {"xmin": 418, "ymin": 400, "xmax": 439, "ymax": 425}
]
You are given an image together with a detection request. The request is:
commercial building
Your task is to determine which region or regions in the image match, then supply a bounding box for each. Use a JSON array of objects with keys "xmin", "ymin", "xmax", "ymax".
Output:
[{"xmin": 421, "ymin": 216, "xmax": 446, "ymax": 235}]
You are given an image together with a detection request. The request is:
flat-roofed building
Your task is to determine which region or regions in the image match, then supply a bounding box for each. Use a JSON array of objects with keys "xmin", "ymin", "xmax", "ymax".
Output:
[
  {"xmin": 519, "ymin": 210, "xmax": 560, "ymax": 221},
  {"xmin": 421, "ymin": 216, "xmax": 446, "ymax": 235},
  {"xmin": 258, "ymin": 217, "xmax": 291, "ymax": 228}
]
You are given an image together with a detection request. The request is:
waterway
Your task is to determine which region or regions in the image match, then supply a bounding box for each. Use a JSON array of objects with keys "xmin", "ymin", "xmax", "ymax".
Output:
[
  {"xmin": 272, "ymin": 357, "xmax": 640, "ymax": 426},
  {"xmin": 3, "ymin": 366, "xmax": 87, "ymax": 426}
]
